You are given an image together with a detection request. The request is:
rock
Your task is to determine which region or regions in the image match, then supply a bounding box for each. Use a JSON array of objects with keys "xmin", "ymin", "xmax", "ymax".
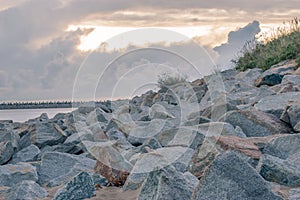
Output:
[
  {"xmin": 221, "ymin": 109, "xmax": 291, "ymax": 137},
  {"xmin": 295, "ymin": 67, "xmax": 300, "ymax": 75},
  {"xmin": 149, "ymin": 103, "xmax": 175, "ymax": 119},
  {"xmin": 183, "ymin": 171, "xmax": 199, "ymax": 191},
  {"xmin": 183, "ymin": 116, "xmax": 211, "ymax": 126},
  {"xmin": 165, "ymin": 128, "xmax": 204, "ymax": 151},
  {"xmin": 286, "ymin": 103, "xmax": 300, "ymax": 132},
  {"xmin": 0, "ymin": 141, "xmax": 14, "ymax": 165},
  {"xmin": 0, "ymin": 163, "xmax": 38, "ymax": 187},
  {"xmin": 53, "ymin": 172, "xmax": 96, "ymax": 200},
  {"xmin": 262, "ymin": 134, "xmax": 300, "ymax": 159},
  {"xmin": 196, "ymin": 102, "xmax": 238, "ymax": 120},
  {"xmin": 38, "ymin": 152, "xmax": 96, "ymax": 187},
  {"xmin": 188, "ymin": 138, "xmax": 220, "ymax": 178},
  {"xmin": 156, "ymin": 147, "xmax": 195, "ymax": 172},
  {"xmin": 196, "ymin": 122, "xmax": 247, "ymax": 138},
  {"xmin": 269, "ymin": 59, "xmax": 298, "ymax": 75},
  {"xmin": 86, "ymin": 107, "xmax": 111, "ymax": 126},
  {"xmin": 64, "ymin": 129, "xmax": 94, "ymax": 145},
  {"xmin": 255, "ymin": 73, "xmax": 283, "ymax": 87},
  {"xmin": 214, "ymin": 136, "xmax": 262, "ymax": 159},
  {"xmin": 29, "ymin": 122, "xmax": 67, "ymax": 148},
  {"xmin": 281, "ymin": 75, "xmax": 300, "ymax": 85},
  {"xmin": 124, "ymin": 146, "xmax": 194, "ymax": 191},
  {"xmin": 137, "ymin": 161, "xmax": 194, "ymax": 200},
  {"xmin": 0, "ymin": 186, "xmax": 9, "ymax": 195},
  {"xmin": 105, "ymin": 128, "xmax": 133, "ymax": 150},
  {"xmin": 254, "ymin": 92, "xmax": 300, "ymax": 118},
  {"xmin": 248, "ymin": 85, "xmax": 276, "ymax": 104},
  {"xmin": 9, "ymin": 144, "xmax": 40, "ymax": 164},
  {"xmin": 91, "ymin": 141, "xmax": 132, "ymax": 186},
  {"xmin": 192, "ymin": 151, "xmax": 283, "ymax": 200},
  {"xmin": 77, "ymin": 106, "xmax": 95, "ymax": 114},
  {"xmin": 235, "ymin": 68, "xmax": 263, "ymax": 85},
  {"xmin": 0, "ymin": 126, "xmax": 20, "ymax": 151},
  {"xmin": 258, "ymin": 154, "xmax": 300, "ymax": 186},
  {"xmin": 5, "ymin": 180, "xmax": 48, "ymax": 200},
  {"xmin": 289, "ymin": 188, "xmax": 300, "ymax": 200},
  {"xmin": 128, "ymin": 119, "xmax": 175, "ymax": 146}
]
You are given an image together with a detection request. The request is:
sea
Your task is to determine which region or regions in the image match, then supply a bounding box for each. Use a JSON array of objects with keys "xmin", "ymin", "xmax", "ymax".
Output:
[{"xmin": 0, "ymin": 108, "xmax": 73, "ymax": 122}]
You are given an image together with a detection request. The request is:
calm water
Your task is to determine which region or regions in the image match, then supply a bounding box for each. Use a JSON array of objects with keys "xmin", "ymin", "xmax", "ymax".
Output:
[{"xmin": 0, "ymin": 108, "xmax": 73, "ymax": 122}]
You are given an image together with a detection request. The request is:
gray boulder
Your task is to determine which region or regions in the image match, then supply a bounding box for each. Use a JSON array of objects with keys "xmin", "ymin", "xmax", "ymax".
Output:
[
  {"xmin": 0, "ymin": 126, "xmax": 20, "ymax": 152},
  {"xmin": 281, "ymin": 75, "xmax": 300, "ymax": 85},
  {"xmin": 289, "ymin": 188, "xmax": 300, "ymax": 200},
  {"xmin": 286, "ymin": 103, "xmax": 300, "ymax": 132},
  {"xmin": 254, "ymin": 92, "xmax": 300, "ymax": 118},
  {"xmin": 263, "ymin": 134, "xmax": 300, "ymax": 159},
  {"xmin": 128, "ymin": 119, "xmax": 175, "ymax": 146},
  {"xmin": 137, "ymin": 164, "xmax": 194, "ymax": 200},
  {"xmin": 221, "ymin": 109, "xmax": 291, "ymax": 137},
  {"xmin": 149, "ymin": 103, "xmax": 175, "ymax": 120},
  {"xmin": 5, "ymin": 180, "xmax": 48, "ymax": 200},
  {"xmin": 38, "ymin": 152, "xmax": 96, "ymax": 187},
  {"xmin": 29, "ymin": 122, "xmax": 67, "ymax": 148},
  {"xmin": 53, "ymin": 172, "xmax": 96, "ymax": 200},
  {"xmin": 0, "ymin": 141, "xmax": 14, "ymax": 165},
  {"xmin": 9, "ymin": 144, "xmax": 40, "ymax": 164},
  {"xmin": 235, "ymin": 68, "xmax": 263, "ymax": 85},
  {"xmin": 0, "ymin": 163, "xmax": 38, "ymax": 187},
  {"xmin": 86, "ymin": 107, "xmax": 111, "ymax": 125},
  {"xmin": 192, "ymin": 152, "xmax": 283, "ymax": 200},
  {"xmin": 258, "ymin": 154, "xmax": 300, "ymax": 186},
  {"xmin": 255, "ymin": 73, "xmax": 283, "ymax": 87}
]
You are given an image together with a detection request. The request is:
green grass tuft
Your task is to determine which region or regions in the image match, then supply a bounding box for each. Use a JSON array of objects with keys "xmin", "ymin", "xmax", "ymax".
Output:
[{"xmin": 233, "ymin": 18, "xmax": 300, "ymax": 71}]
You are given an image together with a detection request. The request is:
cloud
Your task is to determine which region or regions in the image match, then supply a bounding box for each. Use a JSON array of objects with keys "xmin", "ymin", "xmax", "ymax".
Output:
[
  {"xmin": 0, "ymin": 0, "xmax": 296, "ymax": 101},
  {"xmin": 213, "ymin": 20, "xmax": 261, "ymax": 69}
]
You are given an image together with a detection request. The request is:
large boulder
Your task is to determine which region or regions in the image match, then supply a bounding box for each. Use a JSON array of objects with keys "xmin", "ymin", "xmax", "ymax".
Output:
[
  {"xmin": 0, "ymin": 163, "xmax": 38, "ymax": 187},
  {"xmin": 131, "ymin": 152, "xmax": 194, "ymax": 200},
  {"xmin": 86, "ymin": 107, "xmax": 112, "ymax": 126},
  {"xmin": 283, "ymin": 102, "xmax": 300, "ymax": 132},
  {"xmin": 221, "ymin": 109, "xmax": 291, "ymax": 137},
  {"xmin": 4, "ymin": 180, "xmax": 48, "ymax": 200},
  {"xmin": 0, "ymin": 141, "xmax": 14, "ymax": 165},
  {"xmin": 192, "ymin": 152, "xmax": 283, "ymax": 200},
  {"xmin": 258, "ymin": 154, "xmax": 300, "ymax": 187},
  {"xmin": 149, "ymin": 103, "xmax": 175, "ymax": 120},
  {"xmin": 53, "ymin": 172, "xmax": 96, "ymax": 200},
  {"xmin": 0, "ymin": 125, "xmax": 20, "ymax": 152},
  {"xmin": 9, "ymin": 144, "xmax": 40, "ymax": 164},
  {"xmin": 91, "ymin": 141, "xmax": 132, "ymax": 186},
  {"xmin": 255, "ymin": 73, "xmax": 283, "ymax": 87},
  {"xmin": 289, "ymin": 188, "xmax": 300, "ymax": 200},
  {"xmin": 29, "ymin": 122, "xmax": 67, "ymax": 148},
  {"xmin": 128, "ymin": 119, "xmax": 175, "ymax": 146},
  {"xmin": 254, "ymin": 92, "xmax": 300, "ymax": 118},
  {"xmin": 124, "ymin": 146, "xmax": 194, "ymax": 192},
  {"xmin": 235, "ymin": 68, "xmax": 263, "ymax": 86},
  {"xmin": 38, "ymin": 152, "xmax": 96, "ymax": 187},
  {"xmin": 262, "ymin": 134, "xmax": 300, "ymax": 159}
]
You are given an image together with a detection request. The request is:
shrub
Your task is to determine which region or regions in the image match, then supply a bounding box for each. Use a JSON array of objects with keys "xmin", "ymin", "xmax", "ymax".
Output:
[{"xmin": 233, "ymin": 18, "xmax": 300, "ymax": 71}]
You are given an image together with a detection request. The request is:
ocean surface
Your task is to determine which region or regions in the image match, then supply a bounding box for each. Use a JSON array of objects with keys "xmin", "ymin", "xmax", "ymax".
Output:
[{"xmin": 0, "ymin": 108, "xmax": 73, "ymax": 122}]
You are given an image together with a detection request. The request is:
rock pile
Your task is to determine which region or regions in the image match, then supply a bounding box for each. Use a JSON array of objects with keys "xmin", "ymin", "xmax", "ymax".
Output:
[{"xmin": 0, "ymin": 59, "xmax": 299, "ymax": 199}]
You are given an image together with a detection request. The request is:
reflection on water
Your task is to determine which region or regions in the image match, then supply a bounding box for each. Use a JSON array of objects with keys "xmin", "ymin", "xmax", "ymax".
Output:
[{"xmin": 0, "ymin": 108, "xmax": 73, "ymax": 122}]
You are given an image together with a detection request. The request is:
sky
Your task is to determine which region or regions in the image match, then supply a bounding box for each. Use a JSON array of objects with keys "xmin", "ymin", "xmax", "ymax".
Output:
[{"xmin": 0, "ymin": 0, "xmax": 299, "ymax": 102}]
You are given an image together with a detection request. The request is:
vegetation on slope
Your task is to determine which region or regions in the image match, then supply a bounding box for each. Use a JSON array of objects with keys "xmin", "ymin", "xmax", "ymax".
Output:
[{"xmin": 233, "ymin": 18, "xmax": 300, "ymax": 71}]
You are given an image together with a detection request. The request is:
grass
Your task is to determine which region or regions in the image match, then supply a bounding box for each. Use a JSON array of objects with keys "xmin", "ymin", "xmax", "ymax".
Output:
[
  {"xmin": 157, "ymin": 72, "xmax": 188, "ymax": 88},
  {"xmin": 233, "ymin": 18, "xmax": 300, "ymax": 71}
]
